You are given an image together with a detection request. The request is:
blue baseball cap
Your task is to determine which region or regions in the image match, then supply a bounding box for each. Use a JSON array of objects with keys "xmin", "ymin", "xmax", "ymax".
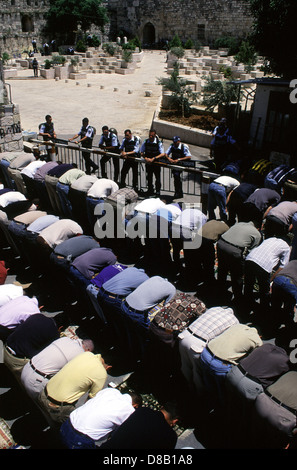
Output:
[{"xmin": 173, "ymin": 136, "xmax": 181, "ymax": 142}]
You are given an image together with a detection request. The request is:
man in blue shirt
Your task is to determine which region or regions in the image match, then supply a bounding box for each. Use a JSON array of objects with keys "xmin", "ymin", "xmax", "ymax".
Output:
[
  {"xmin": 98, "ymin": 126, "xmax": 120, "ymax": 182},
  {"xmin": 68, "ymin": 118, "xmax": 99, "ymax": 175},
  {"xmin": 164, "ymin": 136, "xmax": 191, "ymax": 199},
  {"xmin": 119, "ymin": 129, "xmax": 140, "ymax": 192}
]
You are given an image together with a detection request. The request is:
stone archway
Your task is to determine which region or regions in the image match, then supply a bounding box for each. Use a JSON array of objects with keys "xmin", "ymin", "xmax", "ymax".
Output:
[{"xmin": 142, "ymin": 22, "xmax": 155, "ymax": 46}]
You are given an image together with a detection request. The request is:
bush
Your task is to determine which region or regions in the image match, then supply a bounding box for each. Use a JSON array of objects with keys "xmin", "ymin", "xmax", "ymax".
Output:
[
  {"xmin": 2, "ymin": 52, "xmax": 10, "ymax": 64},
  {"xmin": 234, "ymin": 40, "xmax": 258, "ymax": 67},
  {"xmin": 91, "ymin": 35, "xmax": 101, "ymax": 47},
  {"xmin": 102, "ymin": 43, "xmax": 116, "ymax": 56},
  {"xmin": 170, "ymin": 47, "xmax": 185, "ymax": 59},
  {"xmin": 202, "ymin": 75, "xmax": 240, "ymax": 111},
  {"xmin": 184, "ymin": 39, "xmax": 193, "ymax": 49},
  {"xmin": 170, "ymin": 34, "xmax": 182, "ymax": 48},
  {"xmin": 76, "ymin": 40, "xmax": 87, "ymax": 53},
  {"xmin": 214, "ymin": 36, "xmax": 241, "ymax": 56},
  {"xmin": 44, "ymin": 59, "xmax": 52, "ymax": 69},
  {"xmin": 122, "ymin": 49, "xmax": 133, "ymax": 63},
  {"xmin": 51, "ymin": 55, "xmax": 66, "ymax": 66}
]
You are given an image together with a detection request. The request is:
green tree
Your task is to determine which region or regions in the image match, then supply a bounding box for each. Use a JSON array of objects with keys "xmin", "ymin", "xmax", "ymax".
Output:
[
  {"xmin": 248, "ymin": 0, "xmax": 297, "ymax": 78},
  {"xmin": 234, "ymin": 40, "xmax": 258, "ymax": 67},
  {"xmin": 202, "ymin": 76, "xmax": 240, "ymax": 112},
  {"xmin": 158, "ymin": 64, "xmax": 198, "ymax": 117},
  {"xmin": 45, "ymin": 0, "xmax": 108, "ymax": 43},
  {"xmin": 170, "ymin": 34, "xmax": 182, "ymax": 48}
]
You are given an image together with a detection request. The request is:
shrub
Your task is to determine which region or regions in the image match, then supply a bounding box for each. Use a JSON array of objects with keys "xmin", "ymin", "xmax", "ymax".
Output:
[
  {"xmin": 122, "ymin": 49, "xmax": 133, "ymax": 63},
  {"xmin": 51, "ymin": 55, "xmax": 66, "ymax": 66},
  {"xmin": 2, "ymin": 52, "xmax": 10, "ymax": 64},
  {"xmin": 214, "ymin": 36, "xmax": 241, "ymax": 56},
  {"xmin": 76, "ymin": 40, "xmax": 87, "ymax": 53},
  {"xmin": 170, "ymin": 47, "xmax": 185, "ymax": 59},
  {"xmin": 202, "ymin": 75, "xmax": 240, "ymax": 111},
  {"xmin": 44, "ymin": 59, "xmax": 52, "ymax": 69},
  {"xmin": 234, "ymin": 40, "xmax": 258, "ymax": 67},
  {"xmin": 102, "ymin": 43, "xmax": 116, "ymax": 56},
  {"xmin": 170, "ymin": 34, "xmax": 182, "ymax": 48},
  {"xmin": 184, "ymin": 39, "xmax": 193, "ymax": 49}
]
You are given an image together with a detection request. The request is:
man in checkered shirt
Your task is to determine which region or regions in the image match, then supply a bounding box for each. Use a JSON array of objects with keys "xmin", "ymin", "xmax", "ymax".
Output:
[{"xmin": 178, "ymin": 306, "xmax": 239, "ymax": 395}]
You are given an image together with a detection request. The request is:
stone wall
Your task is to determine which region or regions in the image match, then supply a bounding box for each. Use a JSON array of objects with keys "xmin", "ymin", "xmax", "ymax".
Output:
[
  {"xmin": 0, "ymin": 0, "xmax": 110, "ymax": 57},
  {"xmin": 107, "ymin": 0, "xmax": 254, "ymax": 45},
  {"xmin": 0, "ymin": 104, "xmax": 23, "ymax": 152}
]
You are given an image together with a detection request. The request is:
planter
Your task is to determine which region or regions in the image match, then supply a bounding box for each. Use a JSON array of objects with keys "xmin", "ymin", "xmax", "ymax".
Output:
[
  {"xmin": 54, "ymin": 65, "xmax": 69, "ymax": 79},
  {"xmin": 40, "ymin": 68, "xmax": 55, "ymax": 79}
]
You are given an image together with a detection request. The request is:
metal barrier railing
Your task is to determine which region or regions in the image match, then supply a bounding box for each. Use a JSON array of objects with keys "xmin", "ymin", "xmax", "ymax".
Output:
[{"xmin": 30, "ymin": 138, "xmax": 217, "ymax": 203}]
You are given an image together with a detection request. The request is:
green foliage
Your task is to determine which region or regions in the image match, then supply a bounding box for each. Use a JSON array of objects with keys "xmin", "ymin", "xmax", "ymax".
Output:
[
  {"xmin": 170, "ymin": 34, "xmax": 182, "ymax": 48},
  {"xmin": 170, "ymin": 47, "xmax": 185, "ymax": 59},
  {"xmin": 2, "ymin": 52, "xmax": 10, "ymax": 64},
  {"xmin": 122, "ymin": 37, "xmax": 142, "ymax": 52},
  {"xmin": 102, "ymin": 43, "xmax": 116, "ymax": 56},
  {"xmin": 157, "ymin": 64, "xmax": 198, "ymax": 117},
  {"xmin": 91, "ymin": 35, "xmax": 101, "ymax": 47},
  {"xmin": 122, "ymin": 49, "xmax": 133, "ymax": 63},
  {"xmin": 45, "ymin": 0, "xmax": 108, "ymax": 42},
  {"xmin": 51, "ymin": 54, "xmax": 66, "ymax": 65},
  {"xmin": 76, "ymin": 40, "xmax": 87, "ymax": 53},
  {"xmin": 234, "ymin": 40, "xmax": 257, "ymax": 67},
  {"xmin": 193, "ymin": 40, "xmax": 202, "ymax": 52},
  {"xmin": 44, "ymin": 59, "xmax": 52, "ymax": 69},
  {"xmin": 202, "ymin": 76, "xmax": 240, "ymax": 112},
  {"xmin": 184, "ymin": 39, "xmax": 193, "ymax": 49},
  {"xmin": 219, "ymin": 65, "xmax": 233, "ymax": 79},
  {"xmin": 213, "ymin": 36, "xmax": 241, "ymax": 56},
  {"xmin": 248, "ymin": 0, "xmax": 297, "ymax": 77}
]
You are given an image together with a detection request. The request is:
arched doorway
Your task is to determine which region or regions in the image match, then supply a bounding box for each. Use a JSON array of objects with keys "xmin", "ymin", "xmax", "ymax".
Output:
[{"xmin": 143, "ymin": 23, "xmax": 155, "ymax": 46}]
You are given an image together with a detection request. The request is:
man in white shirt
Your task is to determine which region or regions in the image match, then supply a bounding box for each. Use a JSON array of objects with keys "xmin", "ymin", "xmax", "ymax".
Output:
[
  {"xmin": 21, "ymin": 336, "xmax": 94, "ymax": 400},
  {"xmin": 208, "ymin": 175, "xmax": 240, "ymax": 221},
  {"xmin": 59, "ymin": 388, "xmax": 142, "ymax": 449},
  {"xmin": 244, "ymin": 236, "xmax": 291, "ymax": 313}
]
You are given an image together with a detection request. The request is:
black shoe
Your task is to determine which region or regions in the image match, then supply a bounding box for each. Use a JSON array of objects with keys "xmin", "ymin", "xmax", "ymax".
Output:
[
  {"xmin": 173, "ymin": 192, "xmax": 183, "ymax": 199},
  {"xmin": 91, "ymin": 165, "xmax": 99, "ymax": 174}
]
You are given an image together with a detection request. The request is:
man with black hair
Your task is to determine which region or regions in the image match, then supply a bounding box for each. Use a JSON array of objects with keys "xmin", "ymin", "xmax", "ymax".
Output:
[
  {"xmin": 68, "ymin": 118, "xmax": 98, "ymax": 175},
  {"xmin": 60, "ymin": 388, "xmax": 142, "ymax": 449},
  {"xmin": 119, "ymin": 129, "xmax": 140, "ymax": 192},
  {"xmin": 163, "ymin": 136, "xmax": 192, "ymax": 199},
  {"xmin": 39, "ymin": 115, "xmax": 57, "ymax": 161},
  {"xmin": 100, "ymin": 401, "xmax": 179, "ymax": 449},
  {"xmin": 98, "ymin": 125, "xmax": 120, "ymax": 182},
  {"xmin": 141, "ymin": 129, "xmax": 164, "ymax": 196}
]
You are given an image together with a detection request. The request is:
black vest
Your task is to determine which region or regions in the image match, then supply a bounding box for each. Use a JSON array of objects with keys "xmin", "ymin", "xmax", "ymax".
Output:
[
  {"xmin": 102, "ymin": 132, "xmax": 119, "ymax": 148},
  {"xmin": 171, "ymin": 144, "xmax": 185, "ymax": 160},
  {"xmin": 123, "ymin": 137, "xmax": 138, "ymax": 153},
  {"xmin": 144, "ymin": 138, "xmax": 160, "ymax": 158}
]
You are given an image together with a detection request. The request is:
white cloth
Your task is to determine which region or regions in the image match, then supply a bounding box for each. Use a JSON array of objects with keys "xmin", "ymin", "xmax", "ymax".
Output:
[
  {"xmin": 214, "ymin": 176, "xmax": 240, "ymax": 192},
  {"xmin": 0, "ymin": 191, "xmax": 27, "ymax": 207},
  {"xmin": 0, "ymin": 295, "xmax": 40, "ymax": 328},
  {"xmin": 71, "ymin": 175, "xmax": 98, "ymax": 192},
  {"xmin": 20, "ymin": 160, "xmax": 47, "ymax": 178},
  {"xmin": 38, "ymin": 219, "xmax": 83, "ymax": 248},
  {"xmin": 87, "ymin": 179, "xmax": 119, "ymax": 198},
  {"xmin": 70, "ymin": 388, "xmax": 135, "ymax": 442},
  {"xmin": 135, "ymin": 198, "xmax": 166, "ymax": 214},
  {"xmin": 174, "ymin": 208, "xmax": 207, "ymax": 230},
  {"xmin": 0, "ymin": 284, "xmax": 23, "ymax": 308},
  {"xmin": 21, "ymin": 337, "xmax": 84, "ymax": 400}
]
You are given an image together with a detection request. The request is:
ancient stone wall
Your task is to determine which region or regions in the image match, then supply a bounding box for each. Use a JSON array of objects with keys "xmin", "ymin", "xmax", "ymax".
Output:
[
  {"xmin": 107, "ymin": 0, "xmax": 254, "ymax": 45},
  {"xmin": 0, "ymin": 0, "xmax": 110, "ymax": 57}
]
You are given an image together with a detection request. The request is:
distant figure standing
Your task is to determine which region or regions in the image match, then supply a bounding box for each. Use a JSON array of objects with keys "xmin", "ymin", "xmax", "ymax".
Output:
[
  {"xmin": 32, "ymin": 38, "xmax": 37, "ymax": 53},
  {"xmin": 43, "ymin": 42, "xmax": 49, "ymax": 56},
  {"xmin": 32, "ymin": 58, "xmax": 38, "ymax": 77}
]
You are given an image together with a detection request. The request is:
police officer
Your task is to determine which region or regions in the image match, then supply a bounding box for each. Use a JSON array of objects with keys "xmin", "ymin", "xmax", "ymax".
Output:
[
  {"xmin": 211, "ymin": 118, "xmax": 237, "ymax": 172},
  {"xmin": 69, "ymin": 118, "xmax": 99, "ymax": 175},
  {"xmin": 98, "ymin": 125, "xmax": 120, "ymax": 183},
  {"xmin": 140, "ymin": 129, "xmax": 164, "ymax": 196},
  {"xmin": 39, "ymin": 115, "xmax": 57, "ymax": 161},
  {"xmin": 164, "ymin": 136, "xmax": 191, "ymax": 199},
  {"xmin": 119, "ymin": 129, "xmax": 140, "ymax": 192}
]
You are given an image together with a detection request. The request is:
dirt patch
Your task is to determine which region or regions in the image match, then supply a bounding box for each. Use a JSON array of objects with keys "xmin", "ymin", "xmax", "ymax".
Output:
[{"xmin": 158, "ymin": 109, "xmax": 219, "ymax": 132}]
